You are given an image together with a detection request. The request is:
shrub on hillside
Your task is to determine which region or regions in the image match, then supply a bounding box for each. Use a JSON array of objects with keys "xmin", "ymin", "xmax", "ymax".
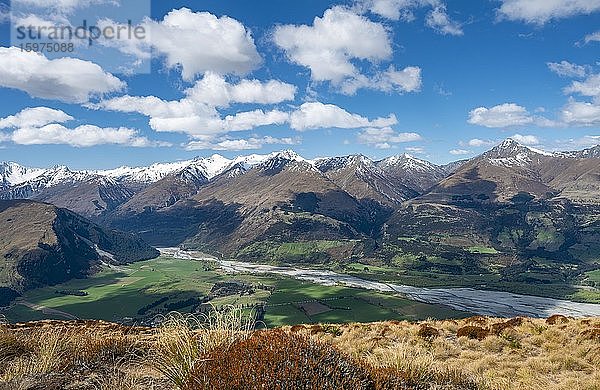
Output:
[
  {"xmin": 491, "ymin": 317, "xmax": 524, "ymax": 335},
  {"xmin": 546, "ymin": 315, "xmax": 569, "ymax": 325},
  {"xmin": 580, "ymin": 328, "xmax": 600, "ymax": 341},
  {"xmin": 457, "ymin": 326, "xmax": 489, "ymax": 340},
  {"xmin": 417, "ymin": 325, "xmax": 440, "ymax": 341},
  {"xmin": 184, "ymin": 329, "xmax": 480, "ymax": 390},
  {"xmin": 463, "ymin": 316, "xmax": 487, "ymax": 325},
  {"xmin": 184, "ymin": 330, "xmax": 375, "ymax": 389}
]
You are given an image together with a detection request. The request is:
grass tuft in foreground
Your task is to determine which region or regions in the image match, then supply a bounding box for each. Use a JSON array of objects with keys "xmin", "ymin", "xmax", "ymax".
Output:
[{"xmin": 153, "ymin": 306, "xmax": 255, "ymax": 389}]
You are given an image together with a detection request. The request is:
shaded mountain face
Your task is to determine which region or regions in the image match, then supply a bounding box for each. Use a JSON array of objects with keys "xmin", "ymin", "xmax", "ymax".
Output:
[
  {"xmin": 115, "ymin": 164, "xmax": 210, "ymax": 213},
  {"xmin": 314, "ymin": 154, "xmax": 418, "ymax": 205},
  {"xmin": 0, "ymin": 151, "xmax": 305, "ymax": 220},
  {"xmin": 0, "ymin": 200, "xmax": 158, "ymax": 305},
  {"xmin": 107, "ymin": 152, "xmax": 393, "ymax": 254},
  {"xmin": 0, "ymin": 150, "xmax": 454, "ymax": 221},
  {"xmin": 376, "ymin": 154, "xmax": 451, "ymax": 193},
  {"xmin": 0, "ymin": 166, "xmax": 134, "ymax": 218}
]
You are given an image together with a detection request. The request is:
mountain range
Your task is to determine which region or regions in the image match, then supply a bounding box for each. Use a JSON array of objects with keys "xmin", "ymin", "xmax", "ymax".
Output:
[
  {"xmin": 1, "ymin": 139, "xmax": 599, "ymax": 299},
  {"xmin": 2, "ymin": 139, "xmax": 598, "ymax": 216},
  {"xmin": 0, "ymin": 150, "xmax": 463, "ymax": 218}
]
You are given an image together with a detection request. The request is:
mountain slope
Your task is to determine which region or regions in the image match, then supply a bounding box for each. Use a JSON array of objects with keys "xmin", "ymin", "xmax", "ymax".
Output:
[
  {"xmin": 315, "ymin": 155, "xmax": 418, "ymax": 205},
  {"xmin": 0, "ymin": 166, "xmax": 134, "ymax": 218},
  {"xmin": 107, "ymin": 152, "xmax": 392, "ymax": 255},
  {"xmin": 115, "ymin": 163, "xmax": 210, "ymax": 213},
  {"xmin": 420, "ymin": 139, "xmax": 600, "ymax": 204},
  {"xmin": 0, "ymin": 162, "xmax": 45, "ymax": 188},
  {"xmin": 0, "ymin": 153, "xmax": 287, "ymax": 220},
  {"xmin": 186, "ymin": 152, "xmax": 393, "ymax": 255},
  {"xmin": 0, "ymin": 200, "xmax": 158, "ymax": 305},
  {"xmin": 379, "ymin": 139, "xmax": 600, "ymax": 286},
  {"xmin": 377, "ymin": 154, "xmax": 449, "ymax": 193}
]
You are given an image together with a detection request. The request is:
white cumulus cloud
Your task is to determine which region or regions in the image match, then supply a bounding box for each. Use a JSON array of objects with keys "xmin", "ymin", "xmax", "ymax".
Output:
[
  {"xmin": 466, "ymin": 138, "xmax": 495, "ymax": 147},
  {"xmin": 185, "ymin": 135, "xmax": 299, "ymax": 151},
  {"xmin": 584, "ymin": 31, "xmax": 600, "ymax": 44},
  {"xmin": 221, "ymin": 110, "xmax": 290, "ymax": 132},
  {"xmin": 363, "ymin": 0, "xmax": 463, "ymax": 35},
  {"xmin": 290, "ymin": 102, "xmax": 397, "ymax": 131},
  {"xmin": 564, "ymin": 74, "xmax": 600, "ymax": 97},
  {"xmin": 340, "ymin": 66, "xmax": 422, "ymax": 95},
  {"xmin": 146, "ymin": 8, "xmax": 262, "ymax": 81},
  {"xmin": 0, "ymin": 107, "xmax": 164, "ymax": 147},
  {"xmin": 94, "ymin": 73, "xmax": 297, "ymax": 137},
  {"xmin": 185, "ymin": 72, "xmax": 297, "ymax": 108},
  {"xmin": 0, "ymin": 107, "xmax": 73, "ymax": 129},
  {"xmin": 357, "ymin": 127, "xmax": 422, "ymax": 148},
  {"xmin": 405, "ymin": 146, "xmax": 425, "ymax": 154},
  {"xmin": 510, "ymin": 134, "xmax": 540, "ymax": 145},
  {"xmin": 11, "ymin": 124, "xmax": 162, "ymax": 147},
  {"xmin": 560, "ymin": 74, "xmax": 600, "ymax": 126},
  {"xmin": 0, "ymin": 47, "xmax": 124, "ymax": 103},
  {"xmin": 273, "ymin": 6, "xmax": 421, "ymax": 95},
  {"xmin": 497, "ymin": 0, "xmax": 600, "ymax": 24},
  {"xmin": 547, "ymin": 61, "xmax": 587, "ymax": 78},
  {"xmin": 468, "ymin": 103, "xmax": 534, "ymax": 128},
  {"xmin": 561, "ymin": 99, "xmax": 600, "ymax": 126},
  {"xmin": 468, "ymin": 103, "xmax": 558, "ymax": 128},
  {"xmin": 274, "ymin": 6, "xmax": 391, "ymax": 83},
  {"xmin": 425, "ymin": 4, "xmax": 464, "ymax": 36},
  {"xmin": 449, "ymin": 149, "xmax": 471, "ymax": 155}
]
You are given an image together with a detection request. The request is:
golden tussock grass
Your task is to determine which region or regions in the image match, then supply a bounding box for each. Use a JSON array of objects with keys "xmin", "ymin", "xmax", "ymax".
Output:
[{"xmin": 304, "ymin": 316, "xmax": 600, "ymax": 390}]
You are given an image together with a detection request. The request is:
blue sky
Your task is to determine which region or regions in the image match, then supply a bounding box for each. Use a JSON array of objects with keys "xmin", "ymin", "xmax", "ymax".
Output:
[{"xmin": 0, "ymin": 0, "xmax": 599, "ymax": 169}]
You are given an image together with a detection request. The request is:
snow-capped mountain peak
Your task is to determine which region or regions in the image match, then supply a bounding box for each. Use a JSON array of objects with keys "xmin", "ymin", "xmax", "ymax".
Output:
[
  {"xmin": 483, "ymin": 138, "xmax": 555, "ymax": 168},
  {"xmin": 2, "ymin": 142, "xmax": 598, "ymax": 205},
  {"xmin": 575, "ymin": 145, "xmax": 600, "ymax": 158},
  {"xmin": 0, "ymin": 162, "xmax": 46, "ymax": 187},
  {"xmin": 184, "ymin": 155, "xmax": 232, "ymax": 180},
  {"xmin": 314, "ymin": 154, "xmax": 375, "ymax": 173},
  {"xmin": 377, "ymin": 153, "xmax": 438, "ymax": 173},
  {"xmin": 96, "ymin": 160, "xmax": 195, "ymax": 184},
  {"xmin": 493, "ymin": 138, "xmax": 554, "ymax": 156},
  {"xmin": 255, "ymin": 149, "xmax": 315, "ymax": 173}
]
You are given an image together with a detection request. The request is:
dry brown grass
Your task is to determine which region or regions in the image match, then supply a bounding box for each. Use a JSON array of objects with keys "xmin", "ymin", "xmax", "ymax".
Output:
[
  {"xmin": 303, "ymin": 316, "xmax": 600, "ymax": 390},
  {"xmin": 0, "ymin": 320, "xmax": 157, "ymax": 389},
  {"xmin": 0, "ymin": 315, "xmax": 599, "ymax": 389}
]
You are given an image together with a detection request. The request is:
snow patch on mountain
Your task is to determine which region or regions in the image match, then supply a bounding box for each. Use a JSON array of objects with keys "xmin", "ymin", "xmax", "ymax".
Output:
[
  {"xmin": 0, "ymin": 162, "xmax": 46, "ymax": 186},
  {"xmin": 96, "ymin": 160, "xmax": 195, "ymax": 183},
  {"xmin": 483, "ymin": 139, "xmax": 555, "ymax": 168},
  {"xmin": 377, "ymin": 153, "xmax": 440, "ymax": 173}
]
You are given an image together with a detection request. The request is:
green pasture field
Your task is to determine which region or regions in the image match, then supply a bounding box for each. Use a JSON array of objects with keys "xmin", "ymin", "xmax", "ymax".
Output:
[{"xmin": 2, "ymin": 256, "xmax": 468, "ymax": 326}]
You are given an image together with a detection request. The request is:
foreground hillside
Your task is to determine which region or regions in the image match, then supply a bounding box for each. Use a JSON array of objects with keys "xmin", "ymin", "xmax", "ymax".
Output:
[
  {"xmin": 1, "ymin": 314, "xmax": 598, "ymax": 389},
  {"xmin": 0, "ymin": 200, "xmax": 159, "ymax": 305}
]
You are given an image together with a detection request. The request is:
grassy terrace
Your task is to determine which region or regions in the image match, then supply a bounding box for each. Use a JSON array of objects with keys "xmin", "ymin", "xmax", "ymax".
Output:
[{"xmin": 1, "ymin": 256, "xmax": 467, "ymax": 325}]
